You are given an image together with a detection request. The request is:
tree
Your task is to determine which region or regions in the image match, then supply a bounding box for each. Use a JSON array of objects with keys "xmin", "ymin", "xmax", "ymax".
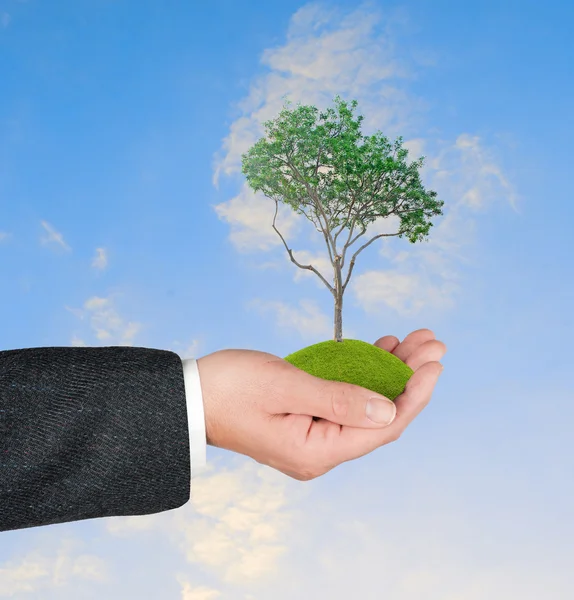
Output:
[{"xmin": 241, "ymin": 95, "xmax": 444, "ymax": 342}]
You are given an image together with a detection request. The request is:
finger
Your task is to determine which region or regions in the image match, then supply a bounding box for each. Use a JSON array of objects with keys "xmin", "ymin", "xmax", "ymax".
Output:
[
  {"xmin": 405, "ymin": 339, "xmax": 447, "ymax": 371},
  {"xmin": 390, "ymin": 361, "xmax": 443, "ymax": 429},
  {"xmin": 270, "ymin": 360, "xmax": 397, "ymax": 429},
  {"xmin": 373, "ymin": 335, "xmax": 400, "ymax": 353},
  {"xmin": 326, "ymin": 361, "xmax": 443, "ymax": 466},
  {"xmin": 392, "ymin": 328, "xmax": 436, "ymax": 363}
]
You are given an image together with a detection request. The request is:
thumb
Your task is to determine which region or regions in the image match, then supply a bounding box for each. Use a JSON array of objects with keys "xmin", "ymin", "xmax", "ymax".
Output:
[{"xmin": 293, "ymin": 376, "xmax": 397, "ymax": 429}]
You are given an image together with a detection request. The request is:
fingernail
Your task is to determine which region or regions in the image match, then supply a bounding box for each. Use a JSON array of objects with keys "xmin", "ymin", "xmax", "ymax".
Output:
[{"xmin": 366, "ymin": 397, "xmax": 396, "ymax": 425}]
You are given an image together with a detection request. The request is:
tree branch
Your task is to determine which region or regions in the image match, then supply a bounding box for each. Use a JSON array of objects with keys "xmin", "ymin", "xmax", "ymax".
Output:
[
  {"xmin": 339, "ymin": 212, "xmax": 361, "ymax": 270},
  {"xmin": 347, "ymin": 225, "xmax": 368, "ymax": 248},
  {"xmin": 274, "ymin": 151, "xmax": 340, "ymax": 261},
  {"xmin": 341, "ymin": 230, "xmax": 404, "ymax": 292},
  {"xmin": 333, "ymin": 193, "xmax": 358, "ymax": 249},
  {"xmin": 297, "ymin": 203, "xmax": 323, "ymax": 233},
  {"xmin": 314, "ymin": 203, "xmax": 336, "ymax": 265},
  {"xmin": 271, "ymin": 199, "xmax": 335, "ymax": 295},
  {"xmin": 285, "ymin": 156, "xmax": 339, "ymax": 261},
  {"xmin": 329, "ymin": 204, "xmax": 349, "ymax": 228},
  {"xmin": 314, "ymin": 145, "xmax": 323, "ymax": 177}
]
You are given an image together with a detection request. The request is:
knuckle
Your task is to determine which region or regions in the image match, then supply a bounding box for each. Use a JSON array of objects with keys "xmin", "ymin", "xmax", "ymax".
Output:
[
  {"xmin": 330, "ymin": 387, "xmax": 349, "ymax": 419},
  {"xmin": 318, "ymin": 379, "xmax": 349, "ymax": 419}
]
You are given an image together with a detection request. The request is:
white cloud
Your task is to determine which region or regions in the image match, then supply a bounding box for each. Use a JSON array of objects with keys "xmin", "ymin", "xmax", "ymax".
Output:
[
  {"xmin": 211, "ymin": 5, "xmax": 417, "ymax": 190},
  {"xmin": 288, "ymin": 249, "xmax": 334, "ymax": 287},
  {"xmin": 352, "ymin": 268, "xmax": 458, "ymax": 316},
  {"xmin": 176, "ymin": 577, "xmax": 222, "ymax": 600},
  {"xmin": 245, "ymin": 296, "xmax": 358, "ymax": 340},
  {"xmin": 70, "ymin": 334, "xmax": 87, "ymax": 347},
  {"xmin": 454, "ymin": 133, "xmax": 520, "ymax": 212},
  {"xmin": 402, "ymin": 137, "xmax": 426, "ymax": 162},
  {"xmin": 424, "ymin": 134, "xmax": 519, "ymax": 215},
  {"xmin": 211, "ymin": 185, "xmax": 301, "ymax": 253},
  {"xmin": 1, "ymin": 13, "xmax": 10, "ymax": 28},
  {"xmin": 246, "ymin": 298, "xmax": 333, "ymax": 340},
  {"xmin": 106, "ymin": 461, "xmax": 310, "ymax": 590},
  {"xmin": 100, "ymin": 451, "xmax": 573, "ymax": 599},
  {"xmin": 171, "ymin": 338, "xmax": 202, "ymax": 359},
  {"xmin": 0, "ymin": 538, "xmax": 108, "ymax": 596},
  {"xmin": 0, "ymin": 231, "xmax": 11, "ymax": 243},
  {"xmin": 210, "ymin": 2, "xmax": 518, "ymax": 320},
  {"xmin": 40, "ymin": 220, "xmax": 71, "ymax": 251},
  {"xmin": 67, "ymin": 294, "xmax": 142, "ymax": 346},
  {"xmin": 91, "ymin": 247, "xmax": 108, "ymax": 270},
  {"xmin": 349, "ymin": 131, "xmax": 515, "ymax": 315}
]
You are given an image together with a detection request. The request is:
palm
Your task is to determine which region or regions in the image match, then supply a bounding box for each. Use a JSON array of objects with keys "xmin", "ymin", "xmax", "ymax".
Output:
[{"xmin": 301, "ymin": 328, "xmax": 446, "ymax": 476}]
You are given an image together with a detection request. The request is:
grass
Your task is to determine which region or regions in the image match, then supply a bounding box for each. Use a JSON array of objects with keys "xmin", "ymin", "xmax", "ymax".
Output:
[{"xmin": 283, "ymin": 338, "xmax": 414, "ymax": 401}]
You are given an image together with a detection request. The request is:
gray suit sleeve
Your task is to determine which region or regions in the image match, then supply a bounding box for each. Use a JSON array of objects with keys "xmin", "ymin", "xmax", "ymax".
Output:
[{"xmin": 0, "ymin": 345, "xmax": 191, "ymax": 532}]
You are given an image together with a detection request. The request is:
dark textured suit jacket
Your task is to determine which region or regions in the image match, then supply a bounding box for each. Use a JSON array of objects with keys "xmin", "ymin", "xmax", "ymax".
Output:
[{"xmin": 0, "ymin": 346, "xmax": 191, "ymax": 532}]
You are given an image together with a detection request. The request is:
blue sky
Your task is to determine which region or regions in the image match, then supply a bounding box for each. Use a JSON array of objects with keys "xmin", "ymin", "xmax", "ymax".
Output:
[{"xmin": 1, "ymin": 0, "xmax": 573, "ymax": 598}]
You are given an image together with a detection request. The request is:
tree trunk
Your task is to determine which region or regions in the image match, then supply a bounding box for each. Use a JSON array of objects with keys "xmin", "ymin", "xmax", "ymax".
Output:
[
  {"xmin": 333, "ymin": 256, "xmax": 343, "ymax": 342},
  {"xmin": 334, "ymin": 294, "xmax": 343, "ymax": 342}
]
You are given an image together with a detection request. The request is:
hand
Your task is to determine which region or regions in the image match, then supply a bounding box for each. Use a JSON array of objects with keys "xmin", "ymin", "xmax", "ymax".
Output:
[{"xmin": 196, "ymin": 329, "xmax": 446, "ymax": 481}]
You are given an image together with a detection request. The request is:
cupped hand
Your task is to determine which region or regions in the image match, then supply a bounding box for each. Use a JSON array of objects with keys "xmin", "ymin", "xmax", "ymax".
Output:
[{"xmin": 196, "ymin": 329, "xmax": 446, "ymax": 481}]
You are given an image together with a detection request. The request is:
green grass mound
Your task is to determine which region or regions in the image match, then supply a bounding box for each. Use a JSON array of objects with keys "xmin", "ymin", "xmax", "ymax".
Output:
[{"xmin": 283, "ymin": 339, "xmax": 414, "ymax": 401}]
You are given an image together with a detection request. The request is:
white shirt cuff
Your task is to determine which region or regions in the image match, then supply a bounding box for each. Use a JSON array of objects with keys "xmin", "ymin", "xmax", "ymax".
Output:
[{"xmin": 181, "ymin": 357, "xmax": 207, "ymax": 479}]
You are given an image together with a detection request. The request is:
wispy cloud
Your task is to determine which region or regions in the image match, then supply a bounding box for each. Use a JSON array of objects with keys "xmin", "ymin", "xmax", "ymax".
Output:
[
  {"xmin": 102, "ymin": 448, "xmax": 572, "ymax": 599},
  {"xmin": 211, "ymin": 186, "xmax": 301, "ymax": 253},
  {"xmin": 0, "ymin": 538, "xmax": 109, "ymax": 595},
  {"xmin": 91, "ymin": 247, "xmax": 108, "ymax": 270},
  {"xmin": 352, "ymin": 268, "xmax": 459, "ymax": 317},
  {"xmin": 66, "ymin": 294, "xmax": 142, "ymax": 346},
  {"xmin": 288, "ymin": 249, "xmax": 334, "ymax": 287},
  {"xmin": 210, "ymin": 2, "xmax": 518, "ymax": 321},
  {"xmin": 0, "ymin": 231, "xmax": 11, "ymax": 243},
  {"xmin": 429, "ymin": 133, "xmax": 520, "ymax": 214},
  {"xmin": 352, "ymin": 131, "xmax": 517, "ymax": 316},
  {"xmin": 105, "ymin": 461, "xmax": 300, "ymax": 588},
  {"xmin": 170, "ymin": 338, "xmax": 202, "ymax": 359},
  {"xmin": 211, "ymin": 4, "xmax": 415, "ymax": 190},
  {"xmin": 246, "ymin": 297, "xmax": 357, "ymax": 340},
  {"xmin": 1, "ymin": 13, "xmax": 10, "ymax": 28},
  {"xmin": 40, "ymin": 220, "xmax": 71, "ymax": 251}
]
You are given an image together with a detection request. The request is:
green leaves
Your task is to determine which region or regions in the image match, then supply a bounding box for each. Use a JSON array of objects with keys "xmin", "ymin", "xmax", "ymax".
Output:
[
  {"xmin": 242, "ymin": 96, "xmax": 443, "ymax": 243},
  {"xmin": 241, "ymin": 94, "xmax": 444, "ymax": 245}
]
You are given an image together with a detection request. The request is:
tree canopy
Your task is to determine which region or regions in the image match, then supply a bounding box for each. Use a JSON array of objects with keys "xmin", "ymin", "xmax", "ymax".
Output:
[{"xmin": 241, "ymin": 95, "xmax": 443, "ymax": 249}]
